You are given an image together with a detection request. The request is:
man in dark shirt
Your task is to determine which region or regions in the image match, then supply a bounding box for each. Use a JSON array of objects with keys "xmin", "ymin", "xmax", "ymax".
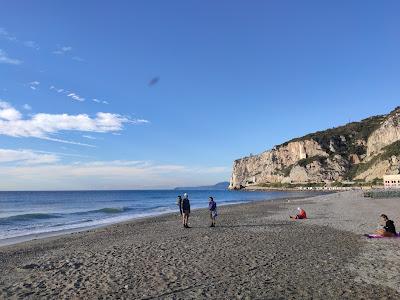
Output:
[
  {"xmin": 176, "ymin": 196, "xmax": 183, "ymax": 216},
  {"xmin": 182, "ymin": 193, "xmax": 191, "ymax": 228}
]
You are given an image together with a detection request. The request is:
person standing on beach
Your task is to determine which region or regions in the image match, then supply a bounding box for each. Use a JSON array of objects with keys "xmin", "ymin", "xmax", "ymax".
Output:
[
  {"xmin": 208, "ymin": 197, "xmax": 217, "ymax": 227},
  {"xmin": 182, "ymin": 193, "xmax": 191, "ymax": 228},
  {"xmin": 176, "ymin": 195, "xmax": 183, "ymax": 220}
]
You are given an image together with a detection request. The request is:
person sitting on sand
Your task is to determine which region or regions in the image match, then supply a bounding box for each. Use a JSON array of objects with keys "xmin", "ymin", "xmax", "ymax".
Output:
[
  {"xmin": 182, "ymin": 193, "xmax": 191, "ymax": 228},
  {"xmin": 290, "ymin": 207, "xmax": 307, "ymax": 220},
  {"xmin": 208, "ymin": 197, "xmax": 217, "ymax": 227},
  {"xmin": 375, "ymin": 214, "xmax": 397, "ymax": 237}
]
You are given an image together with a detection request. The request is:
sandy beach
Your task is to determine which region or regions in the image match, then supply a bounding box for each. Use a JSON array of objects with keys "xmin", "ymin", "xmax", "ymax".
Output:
[{"xmin": 1, "ymin": 191, "xmax": 399, "ymax": 299}]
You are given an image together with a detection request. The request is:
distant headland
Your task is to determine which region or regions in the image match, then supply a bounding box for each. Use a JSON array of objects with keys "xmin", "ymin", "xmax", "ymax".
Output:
[{"xmin": 174, "ymin": 182, "xmax": 229, "ymax": 191}]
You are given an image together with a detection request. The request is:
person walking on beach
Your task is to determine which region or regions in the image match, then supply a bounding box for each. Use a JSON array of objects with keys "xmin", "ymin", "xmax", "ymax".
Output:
[
  {"xmin": 182, "ymin": 193, "xmax": 191, "ymax": 228},
  {"xmin": 208, "ymin": 197, "xmax": 217, "ymax": 227}
]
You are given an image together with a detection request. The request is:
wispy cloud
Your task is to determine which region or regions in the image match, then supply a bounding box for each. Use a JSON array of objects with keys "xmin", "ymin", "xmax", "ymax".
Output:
[
  {"xmin": 93, "ymin": 98, "xmax": 109, "ymax": 104},
  {"xmin": 50, "ymin": 86, "xmax": 85, "ymax": 102},
  {"xmin": 0, "ymin": 27, "xmax": 17, "ymax": 42},
  {"xmin": 0, "ymin": 100, "xmax": 149, "ymax": 146},
  {"xmin": 23, "ymin": 41, "xmax": 40, "ymax": 50},
  {"xmin": 82, "ymin": 135, "xmax": 97, "ymax": 140},
  {"xmin": 0, "ymin": 159, "xmax": 230, "ymax": 190},
  {"xmin": 53, "ymin": 46, "xmax": 84, "ymax": 62},
  {"xmin": 53, "ymin": 45, "xmax": 72, "ymax": 55},
  {"xmin": 72, "ymin": 56, "xmax": 84, "ymax": 62},
  {"xmin": 67, "ymin": 92, "xmax": 85, "ymax": 102},
  {"xmin": 50, "ymin": 86, "xmax": 110, "ymax": 105},
  {"xmin": 0, "ymin": 27, "xmax": 40, "ymax": 50},
  {"xmin": 0, "ymin": 148, "xmax": 59, "ymax": 165},
  {"xmin": 0, "ymin": 49, "xmax": 22, "ymax": 65},
  {"xmin": 28, "ymin": 81, "xmax": 40, "ymax": 90}
]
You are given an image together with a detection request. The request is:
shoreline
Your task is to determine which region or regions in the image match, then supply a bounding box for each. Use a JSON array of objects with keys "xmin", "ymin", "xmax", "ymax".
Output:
[
  {"xmin": 1, "ymin": 191, "xmax": 399, "ymax": 298},
  {"xmin": 0, "ymin": 191, "xmax": 318, "ymax": 248}
]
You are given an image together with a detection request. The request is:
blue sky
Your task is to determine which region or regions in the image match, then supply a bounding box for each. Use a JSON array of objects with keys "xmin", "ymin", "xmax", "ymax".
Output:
[{"xmin": 0, "ymin": 1, "xmax": 399, "ymax": 190}]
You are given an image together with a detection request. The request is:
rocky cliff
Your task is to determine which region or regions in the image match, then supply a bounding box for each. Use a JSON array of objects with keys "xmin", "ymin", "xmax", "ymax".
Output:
[{"xmin": 229, "ymin": 107, "xmax": 400, "ymax": 189}]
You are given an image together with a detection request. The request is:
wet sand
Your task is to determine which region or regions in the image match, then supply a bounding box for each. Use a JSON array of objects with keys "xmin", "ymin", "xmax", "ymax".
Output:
[{"xmin": 1, "ymin": 191, "xmax": 399, "ymax": 299}]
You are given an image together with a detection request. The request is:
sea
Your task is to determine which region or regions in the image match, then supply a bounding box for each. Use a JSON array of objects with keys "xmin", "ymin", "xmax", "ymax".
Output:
[{"xmin": 0, "ymin": 189, "xmax": 314, "ymax": 244}]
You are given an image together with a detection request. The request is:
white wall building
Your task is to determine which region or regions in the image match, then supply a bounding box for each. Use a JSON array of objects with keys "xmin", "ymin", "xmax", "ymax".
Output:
[{"xmin": 383, "ymin": 175, "xmax": 400, "ymax": 189}]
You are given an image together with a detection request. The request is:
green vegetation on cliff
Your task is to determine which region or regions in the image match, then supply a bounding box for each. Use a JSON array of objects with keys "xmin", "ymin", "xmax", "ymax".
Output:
[
  {"xmin": 278, "ymin": 115, "xmax": 385, "ymax": 157},
  {"xmin": 345, "ymin": 140, "xmax": 400, "ymax": 179},
  {"xmin": 297, "ymin": 155, "xmax": 327, "ymax": 167}
]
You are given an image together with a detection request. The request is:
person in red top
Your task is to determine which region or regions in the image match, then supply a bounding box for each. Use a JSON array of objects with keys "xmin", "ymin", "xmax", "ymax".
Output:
[{"xmin": 290, "ymin": 207, "xmax": 307, "ymax": 220}]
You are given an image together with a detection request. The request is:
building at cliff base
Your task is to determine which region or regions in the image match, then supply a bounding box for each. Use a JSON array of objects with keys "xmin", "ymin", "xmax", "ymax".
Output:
[{"xmin": 383, "ymin": 174, "xmax": 400, "ymax": 189}]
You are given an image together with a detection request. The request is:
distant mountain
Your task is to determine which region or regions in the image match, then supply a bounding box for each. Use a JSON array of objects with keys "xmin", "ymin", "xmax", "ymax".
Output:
[{"xmin": 174, "ymin": 182, "xmax": 230, "ymax": 191}]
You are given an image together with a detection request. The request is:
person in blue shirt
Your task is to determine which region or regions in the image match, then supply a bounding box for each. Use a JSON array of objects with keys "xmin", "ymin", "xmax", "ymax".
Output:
[{"xmin": 208, "ymin": 197, "xmax": 217, "ymax": 227}]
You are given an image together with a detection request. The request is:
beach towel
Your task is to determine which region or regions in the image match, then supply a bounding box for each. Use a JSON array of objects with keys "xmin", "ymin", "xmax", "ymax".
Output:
[{"xmin": 365, "ymin": 233, "xmax": 400, "ymax": 239}]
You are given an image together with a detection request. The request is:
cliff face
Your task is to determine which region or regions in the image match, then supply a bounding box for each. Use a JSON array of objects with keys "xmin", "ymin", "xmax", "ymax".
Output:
[
  {"xmin": 229, "ymin": 107, "xmax": 400, "ymax": 189},
  {"xmin": 366, "ymin": 109, "xmax": 400, "ymax": 157}
]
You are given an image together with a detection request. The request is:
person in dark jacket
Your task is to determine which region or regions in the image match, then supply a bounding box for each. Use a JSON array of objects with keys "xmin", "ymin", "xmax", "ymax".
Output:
[
  {"xmin": 208, "ymin": 197, "xmax": 217, "ymax": 227},
  {"xmin": 176, "ymin": 195, "xmax": 183, "ymax": 226},
  {"xmin": 176, "ymin": 196, "xmax": 183, "ymax": 216},
  {"xmin": 182, "ymin": 193, "xmax": 191, "ymax": 228},
  {"xmin": 376, "ymin": 214, "xmax": 397, "ymax": 237}
]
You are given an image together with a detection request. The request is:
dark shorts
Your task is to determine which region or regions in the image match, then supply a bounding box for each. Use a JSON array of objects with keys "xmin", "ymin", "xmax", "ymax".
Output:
[{"xmin": 183, "ymin": 210, "xmax": 190, "ymax": 214}]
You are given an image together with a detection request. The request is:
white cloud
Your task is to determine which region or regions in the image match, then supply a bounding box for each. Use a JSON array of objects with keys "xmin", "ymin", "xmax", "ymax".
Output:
[
  {"xmin": 67, "ymin": 92, "xmax": 85, "ymax": 102},
  {"xmin": 0, "ymin": 101, "xmax": 149, "ymax": 146},
  {"xmin": 102, "ymin": 100, "xmax": 109, "ymax": 104},
  {"xmin": 0, "ymin": 49, "xmax": 22, "ymax": 65},
  {"xmin": 0, "ymin": 101, "xmax": 22, "ymax": 120},
  {"xmin": 0, "ymin": 148, "xmax": 59, "ymax": 165},
  {"xmin": 92, "ymin": 98, "xmax": 101, "ymax": 103},
  {"xmin": 23, "ymin": 104, "xmax": 32, "ymax": 110}
]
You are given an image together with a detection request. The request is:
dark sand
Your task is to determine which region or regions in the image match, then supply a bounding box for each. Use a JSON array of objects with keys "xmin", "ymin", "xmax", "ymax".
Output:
[{"xmin": 1, "ymin": 191, "xmax": 399, "ymax": 299}]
